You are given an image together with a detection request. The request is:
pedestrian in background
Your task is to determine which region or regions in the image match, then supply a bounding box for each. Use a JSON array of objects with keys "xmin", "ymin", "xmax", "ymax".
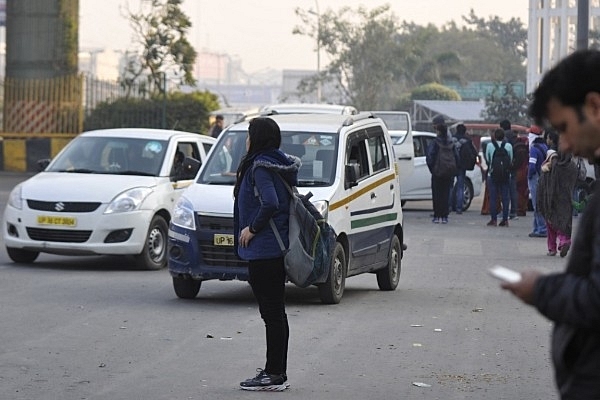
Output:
[
  {"xmin": 485, "ymin": 128, "xmax": 513, "ymax": 226},
  {"xmin": 233, "ymin": 117, "xmax": 300, "ymax": 391},
  {"xmin": 209, "ymin": 114, "xmax": 225, "ymax": 138},
  {"xmin": 537, "ymin": 146, "xmax": 577, "ymax": 257},
  {"xmin": 527, "ymin": 125, "xmax": 548, "ymax": 238},
  {"xmin": 451, "ymin": 123, "xmax": 476, "ymax": 214},
  {"xmin": 426, "ymin": 115, "xmax": 458, "ymax": 224},
  {"xmin": 500, "ymin": 119, "xmax": 519, "ymax": 219},
  {"xmin": 501, "ymin": 49, "xmax": 600, "ymax": 399}
]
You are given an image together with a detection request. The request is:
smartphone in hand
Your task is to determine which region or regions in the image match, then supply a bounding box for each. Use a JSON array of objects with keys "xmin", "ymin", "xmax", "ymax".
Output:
[{"xmin": 488, "ymin": 265, "xmax": 522, "ymax": 283}]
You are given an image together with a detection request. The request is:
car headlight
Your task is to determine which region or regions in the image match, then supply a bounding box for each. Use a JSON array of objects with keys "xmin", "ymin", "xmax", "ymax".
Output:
[
  {"xmin": 8, "ymin": 184, "xmax": 23, "ymax": 210},
  {"xmin": 171, "ymin": 196, "xmax": 196, "ymax": 230},
  {"xmin": 312, "ymin": 200, "xmax": 329, "ymax": 222},
  {"xmin": 104, "ymin": 187, "xmax": 153, "ymax": 214}
]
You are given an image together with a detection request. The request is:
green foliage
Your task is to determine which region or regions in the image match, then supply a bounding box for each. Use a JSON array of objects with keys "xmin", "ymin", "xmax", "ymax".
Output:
[
  {"xmin": 123, "ymin": 0, "xmax": 197, "ymax": 94},
  {"xmin": 481, "ymin": 84, "xmax": 531, "ymax": 125},
  {"xmin": 58, "ymin": 0, "xmax": 79, "ymax": 74},
  {"xmin": 411, "ymin": 83, "xmax": 461, "ymax": 101},
  {"xmin": 83, "ymin": 91, "xmax": 219, "ymax": 133},
  {"xmin": 293, "ymin": 5, "xmax": 526, "ymax": 110}
]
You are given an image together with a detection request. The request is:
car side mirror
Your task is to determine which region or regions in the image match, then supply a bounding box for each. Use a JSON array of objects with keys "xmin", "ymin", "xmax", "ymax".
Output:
[
  {"xmin": 37, "ymin": 158, "xmax": 51, "ymax": 171},
  {"xmin": 180, "ymin": 156, "xmax": 201, "ymax": 180},
  {"xmin": 345, "ymin": 163, "xmax": 360, "ymax": 189}
]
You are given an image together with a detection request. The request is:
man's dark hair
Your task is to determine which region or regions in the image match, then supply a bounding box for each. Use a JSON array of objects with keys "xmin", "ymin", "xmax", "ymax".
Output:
[
  {"xmin": 499, "ymin": 119, "xmax": 511, "ymax": 131},
  {"xmin": 529, "ymin": 49, "xmax": 600, "ymax": 125},
  {"xmin": 456, "ymin": 124, "xmax": 467, "ymax": 135},
  {"xmin": 494, "ymin": 128, "xmax": 505, "ymax": 142},
  {"xmin": 215, "ymin": 114, "xmax": 224, "ymax": 121}
]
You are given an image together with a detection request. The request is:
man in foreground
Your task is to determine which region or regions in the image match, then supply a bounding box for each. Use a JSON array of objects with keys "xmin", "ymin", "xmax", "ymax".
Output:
[{"xmin": 501, "ymin": 49, "xmax": 600, "ymax": 399}]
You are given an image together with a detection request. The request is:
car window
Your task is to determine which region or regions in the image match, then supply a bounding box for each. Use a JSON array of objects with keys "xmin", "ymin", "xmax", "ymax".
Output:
[
  {"xmin": 346, "ymin": 136, "xmax": 369, "ymax": 180},
  {"xmin": 367, "ymin": 132, "xmax": 390, "ymax": 173},
  {"xmin": 47, "ymin": 136, "xmax": 167, "ymax": 176},
  {"xmin": 413, "ymin": 137, "xmax": 425, "ymax": 157},
  {"xmin": 198, "ymin": 129, "xmax": 339, "ymax": 187},
  {"xmin": 203, "ymin": 142, "xmax": 213, "ymax": 156}
]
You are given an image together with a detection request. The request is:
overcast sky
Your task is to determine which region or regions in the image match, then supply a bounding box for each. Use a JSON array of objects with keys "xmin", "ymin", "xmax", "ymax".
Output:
[{"xmin": 80, "ymin": 1, "xmax": 529, "ymax": 73}]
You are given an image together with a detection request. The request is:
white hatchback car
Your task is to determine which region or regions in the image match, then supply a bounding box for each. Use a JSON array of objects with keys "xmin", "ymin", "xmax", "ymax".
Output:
[
  {"xmin": 399, "ymin": 131, "xmax": 483, "ymax": 211},
  {"xmin": 3, "ymin": 128, "xmax": 215, "ymax": 270}
]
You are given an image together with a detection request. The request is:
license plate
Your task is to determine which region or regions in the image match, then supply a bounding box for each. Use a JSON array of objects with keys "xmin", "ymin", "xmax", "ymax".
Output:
[
  {"xmin": 214, "ymin": 234, "xmax": 234, "ymax": 246},
  {"xmin": 37, "ymin": 215, "xmax": 77, "ymax": 227}
]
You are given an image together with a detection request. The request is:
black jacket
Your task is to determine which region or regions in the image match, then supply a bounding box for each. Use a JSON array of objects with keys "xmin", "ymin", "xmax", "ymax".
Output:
[{"xmin": 534, "ymin": 185, "xmax": 600, "ymax": 398}]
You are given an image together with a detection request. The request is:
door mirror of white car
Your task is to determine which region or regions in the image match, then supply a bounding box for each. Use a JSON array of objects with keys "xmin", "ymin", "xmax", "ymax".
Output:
[{"xmin": 345, "ymin": 163, "xmax": 360, "ymax": 189}]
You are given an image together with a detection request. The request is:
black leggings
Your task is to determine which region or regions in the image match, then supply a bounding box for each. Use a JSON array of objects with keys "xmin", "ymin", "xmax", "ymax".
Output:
[{"xmin": 248, "ymin": 257, "xmax": 289, "ymax": 375}]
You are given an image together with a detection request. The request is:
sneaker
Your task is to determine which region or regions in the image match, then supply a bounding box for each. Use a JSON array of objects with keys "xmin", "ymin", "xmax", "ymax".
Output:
[
  {"xmin": 509, "ymin": 215, "xmax": 519, "ymax": 220},
  {"xmin": 547, "ymin": 251, "xmax": 557, "ymax": 256},
  {"xmin": 441, "ymin": 217, "xmax": 448, "ymax": 224},
  {"xmin": 486, "ymin": 219, "xmax": 497, "ymax": 227},
  {"xmin": 528, "ymin": 232, "xmax": 547, "ymax": 238},
  {"xmin": 240, "ymin": 369, "xmax": 288, "ymax": 391},
  {"xmin": 498, "ymin": 219, "xmax": 509, "ymax": 227},
  {"xmin": 432, "ymin": 218, "xmax": 440, "ymax": 224},
  {"xmin": 559, "ymin": 243, "xmax": 571, "ymax": 258}
]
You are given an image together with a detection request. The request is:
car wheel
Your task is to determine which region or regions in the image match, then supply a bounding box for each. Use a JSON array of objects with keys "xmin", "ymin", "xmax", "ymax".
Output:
[
  {"xmin": 173, "ymin": 276, "xmax": 202, "ymax": 299},
  {"xmin": 318, "ymin": 242, "xmax": 346, "ymax": 304},
  {"xmin": 135, "ymin": 215, "xmax": 168, "ymax": 270},
  {"xmin": 376, "ymin": 234, "xmax": 401, "ymax": 291},
  {"xmin": 6, "ymin": 247, "xmax": 39, "ymax": 263},
  {"xmin": 462, "ymin": 179, "xmax": 474, "ymax": 211}
]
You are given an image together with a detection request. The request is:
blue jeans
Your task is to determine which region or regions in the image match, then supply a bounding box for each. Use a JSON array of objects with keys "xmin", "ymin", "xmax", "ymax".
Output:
[
  {"xmin": 528, "ymin": 174, "xmax": 547, "ymax": 235},
  {"xmin": 509, "ymin": 171, "xmax": 518, "ymax": 216},
  {"xmin": 488, "ymin": 176, "xmax": 510, "ymax": 221},
  {"xmin": 454, "ymin": 171, "xmax": 466, "ymax": 212}
]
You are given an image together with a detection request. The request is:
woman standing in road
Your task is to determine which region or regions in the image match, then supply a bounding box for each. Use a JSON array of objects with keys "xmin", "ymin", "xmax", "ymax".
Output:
[{"xmin": 233, "ymin": 117, "xmax": 300, "ymax": 391}]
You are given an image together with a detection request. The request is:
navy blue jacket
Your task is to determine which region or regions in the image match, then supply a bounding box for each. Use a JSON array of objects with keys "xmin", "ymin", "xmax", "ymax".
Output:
[
  {"xmin": 425, "ymin": 132, "xmax": 459, "ymax": 175},
  {"xmin": 234, "ymin": 149, "xmax": 300, "ymax": 261},
  {"xmin": 528, "ymin": 138, "xmax": 548, "ymax": 179},
  {"xmin": 534, "ymin": 185, "xmax": 600, "ymax": 397}
]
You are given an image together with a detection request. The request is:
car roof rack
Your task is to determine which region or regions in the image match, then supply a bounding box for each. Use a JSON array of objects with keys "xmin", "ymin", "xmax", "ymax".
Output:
[{"xmin": 342, "ymin": 112, "xmax": 375, "ymax": 126}]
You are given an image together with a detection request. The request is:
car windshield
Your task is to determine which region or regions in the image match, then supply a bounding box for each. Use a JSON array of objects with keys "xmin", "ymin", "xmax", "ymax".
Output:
[
  {"xmin": 46, "ymin": 136, "xmax": 168, "ymax": 176},
  {"xmin": 198, "ymin": 129, "xmax": 339, "ymax": 187}
]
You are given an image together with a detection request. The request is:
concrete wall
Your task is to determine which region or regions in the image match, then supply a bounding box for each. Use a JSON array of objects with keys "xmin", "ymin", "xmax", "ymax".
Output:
[{"xmin": 0, "ymin": 134, "xmax": 74, "ymax": 172}]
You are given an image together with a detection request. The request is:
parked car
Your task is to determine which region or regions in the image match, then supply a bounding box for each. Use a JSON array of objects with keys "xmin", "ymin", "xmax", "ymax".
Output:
[
  {"xmin": 399, "ymin": 131, "xmax": 483, "ymax": 211},
  {"xmin": 2, "ymin": 128, "xmax": 216, "ymax": 270},
  {"xmin": 168, "ymin": 113, "xmax": 406, "ymax": 304}
]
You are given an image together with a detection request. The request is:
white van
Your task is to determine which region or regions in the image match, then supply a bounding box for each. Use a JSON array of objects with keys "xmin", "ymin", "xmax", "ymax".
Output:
[{"xmin": 168, "ymin": 113, "xmax": 406, "ymax": 304}]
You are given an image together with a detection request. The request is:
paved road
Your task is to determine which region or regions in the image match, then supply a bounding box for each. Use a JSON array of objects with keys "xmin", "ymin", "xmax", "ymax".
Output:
[{"xmin": 0, "ymin": 174, "xmax": 565, "ymax": 399}]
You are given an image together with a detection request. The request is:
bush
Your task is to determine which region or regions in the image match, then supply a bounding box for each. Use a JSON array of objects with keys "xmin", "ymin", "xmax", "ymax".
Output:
[
  {"xmin": 410, "ymin": 83, "xmax": 461, "ymax": 101},
  {"xmin": 83, "ymin": 90, "xmax": 220, "ymax": 133}
]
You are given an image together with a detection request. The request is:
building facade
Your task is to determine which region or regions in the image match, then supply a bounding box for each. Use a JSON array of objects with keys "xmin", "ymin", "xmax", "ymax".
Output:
[{"xmin": 527, "ymin": 0, "xmax": 600, "ymax": 92}]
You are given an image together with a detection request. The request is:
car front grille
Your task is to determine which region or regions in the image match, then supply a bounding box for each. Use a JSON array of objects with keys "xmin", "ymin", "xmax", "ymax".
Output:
[
  {"xmin": 26, "ymin": 227, "xmax": 92, "ymax": 243},
  {"xmin": 197, "ymin": 214, "xmax": 247, "ymax": 267},
  {"xmin": 27, "ymin": 200, "xmax": 102, "ymax": 213}
]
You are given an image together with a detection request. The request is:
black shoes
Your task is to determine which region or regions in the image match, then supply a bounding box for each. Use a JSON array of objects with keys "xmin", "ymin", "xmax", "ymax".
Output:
[{"xmin": 240, "ymin": 369, "xmax": 289, "ymax": 391}]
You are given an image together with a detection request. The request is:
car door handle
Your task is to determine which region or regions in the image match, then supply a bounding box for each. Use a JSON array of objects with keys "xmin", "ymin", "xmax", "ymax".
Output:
[
  {"xmin": 371, "ymin": 192, "xmax": 377, "ymax": 199},
  {"xmin": 390, "ymin": 184, "xmax": 394, "ymax": 190},
  {"xmin": 397, "ymin": 156, "xmax": 413, "ymax": 160}
]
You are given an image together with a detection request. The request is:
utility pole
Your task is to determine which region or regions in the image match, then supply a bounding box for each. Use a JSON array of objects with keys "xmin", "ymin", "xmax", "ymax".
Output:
[{"xmin": 577, "ymin": 0, "xmax": 589, "ymax": 50}]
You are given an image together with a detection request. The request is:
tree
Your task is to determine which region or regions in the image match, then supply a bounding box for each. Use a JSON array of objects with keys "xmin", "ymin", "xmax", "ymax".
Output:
[
  {"xmin": 481, "ymin": 83, "xmax": 531, "ymax": 125},
  {"xmin": 294, "ymin": 4, "xmax": 404, "ymax": 110},
  {"xmin": 122, "ymin": 0, "xmax": 197, "ymax": 94}
]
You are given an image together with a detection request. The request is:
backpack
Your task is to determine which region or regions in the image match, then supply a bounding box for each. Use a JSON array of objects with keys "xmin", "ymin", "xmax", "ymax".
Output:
[
  {"xmin": 432, "ymin": 140, "xmax": 458, "ymax": 178},
  {"xmin": 457, "ymin": 138, "xmax": 477, "ymax": 171},
  {"xmin": 261, "ymin": 174, "xmax": 336, "ymax": 288},
  {"xmin": 490, "ymin": 142, "xmax": 511, "ymax": 184}
]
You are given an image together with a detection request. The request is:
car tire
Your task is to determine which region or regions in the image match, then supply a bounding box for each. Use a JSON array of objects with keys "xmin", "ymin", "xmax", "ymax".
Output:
[
  {"xmin": 376, "ymin": 234, "xmax": 401, "ymax": 291},
  {"xmin": 135, "ymin": 215, "xmax": 168, "ymax": 270},
  {"xmin": 6, "ymin": 247, "xmax": 39, "ymax": 263},
  {"xmin": 173, "ymin": 276, "xmax": 202, "ymax": 299},
  {"xmin": 318, "ymin": 242, "xmax": 346, "ymax": 304},
  {"xmin": 462, "ymin": 179, "xmax": 474, "ymax": 211}
]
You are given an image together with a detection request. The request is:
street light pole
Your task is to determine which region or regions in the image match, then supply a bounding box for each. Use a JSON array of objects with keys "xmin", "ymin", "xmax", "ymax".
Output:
[
  {"xmin": 312, "ymin": 0, "xmax": 322, "ymax": 102},
  {"xmin": 577, "ymin": 0, "xmax": 589, "ymax": 50}
]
